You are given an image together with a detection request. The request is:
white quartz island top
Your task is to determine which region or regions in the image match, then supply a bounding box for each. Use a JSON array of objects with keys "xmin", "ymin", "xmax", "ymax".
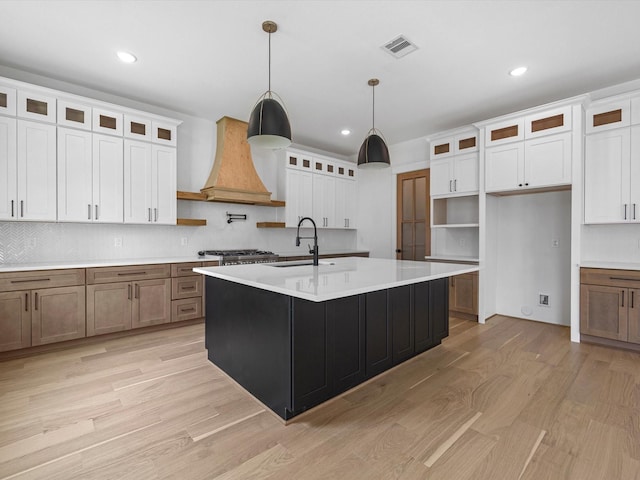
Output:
[{"xmin": 194, "ymin": 257, "xmax": 479, "ymax": 302}]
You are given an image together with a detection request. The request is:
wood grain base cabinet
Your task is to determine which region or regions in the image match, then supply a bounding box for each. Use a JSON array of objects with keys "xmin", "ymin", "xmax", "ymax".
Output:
[
  {"xmin": 87, "ymin": 282, "xmax": 132, "ymax": 336},
  {"xmin": 449, "ymin": 272, "xmax": 478, "ymax": 317},
  {"xmin": 171, "ymin": 262, "xmax": 205, "ymax": 322},
  {"xmin": 0, "ymin": 291, "xmax": 31, "ymax": 351},
  {"xmin": 580, "ymin": 268, "xmax": 640, "ymax": 346},
  {"xmin": 133, "ymin": 279, "xmax": 171, "ymax": 328},
  {"xmin": 0, "ymin": 269, "xmax": 85, "ymax": 351}
]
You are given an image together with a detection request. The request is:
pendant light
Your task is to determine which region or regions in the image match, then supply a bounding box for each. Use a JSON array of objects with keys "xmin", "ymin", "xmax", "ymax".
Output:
[
  {"xmin": 247, "ymin": 20, "xmax": 292, "ymax": 149},
  {"xmin": 357, "ymin": 78, "xmax": 390, "ymax": 169}
]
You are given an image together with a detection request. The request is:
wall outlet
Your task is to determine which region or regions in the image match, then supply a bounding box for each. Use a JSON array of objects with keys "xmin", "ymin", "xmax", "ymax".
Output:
[
  {"xmin": 539, "ymin": 294, "xmax": 550, "ymax": 306},
  {"xmin": 181, "ymin": 237, "xmax": 188, "ymax": 246},
  {"xmin": 114, "ymin": 237, "xmax": 123, "ymax": 247},
  {"xmin": 551, "ymin": 239, "xmax": 559, "ymax": 248}
]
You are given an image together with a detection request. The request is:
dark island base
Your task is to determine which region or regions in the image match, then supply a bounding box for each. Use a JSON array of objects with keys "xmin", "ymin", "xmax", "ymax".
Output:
[{"xmin": 205, "ymin": 276, "xmax": 449, "ymax": 420}]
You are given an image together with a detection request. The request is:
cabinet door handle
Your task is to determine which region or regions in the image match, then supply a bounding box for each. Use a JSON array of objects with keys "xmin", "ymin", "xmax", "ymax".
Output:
[
  {"xmin": 11, "ymin": 200, "xmax": 14, "ymax": 217},
  {"xmin": 624, "ymin": 204, "xmax": 628, "ymax": 220},
  {"xmin": 632, "ymin": 290, "xmax": 635, "ymax": 309},
  {"xmin": 117, "ymin": 271, "xmax": 147, "ymax": 276},
  {"xmin": 34, "ymin": 292, "xmax": 38, "ymax": 311},
  {"xmin": 95, "ymin": 205, "xmax": 99, "ymax": 220},
  {"xmin": 154, "ymin": 208, "xmax": 157, "ymax": 222},
  {"xmin": 88, "ymin": 204, "xmax": 92, "ymax": 220},
  {"xmin": 449, "ymin": 180, "xmax": 452, "ymax": 192},
  {"xmin": 25, "ymin": 293, "xmax": 28, "ymax": 312},
  {"xmin": 148, "ymin": 208, "xmax": 152, "ymax": 222},
  {"xmin": 634, "ymin": 204, "xmax": 637, "ymax": 220},
  {"xmin": 20, "ymin": 200, "xmax": 24, "ymax": 217},
  {"xmin": 181, "ymin": 307, "xmax": 196, "ymax": 313},
  {"xmin": 135, "ymin": 284, "xmax": 140, "ymax": 299},
  {"xmin": 454, "ymin": 179, "xmax": 457, "ymax": 191},
  {"xmin": 128, "ymin": 284, "xmax": 132, "ymax": 300},
  {"xmin": 11, "ymin": 278, "xmax": 50, "ymax": 283},
  {"xmin": 622, "ymin": 290, "xmax": 625, "ymax": 307}
]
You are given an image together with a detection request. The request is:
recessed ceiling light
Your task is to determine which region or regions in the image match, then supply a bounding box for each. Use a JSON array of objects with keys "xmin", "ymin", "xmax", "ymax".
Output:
[
  {"xmin": 509, "ymin": 66, "xmax": 528, "ymax": 77},
  {"xmin": 341, "ymin": 129, "xmax": 351, "ymax": 136},
  {"xmin": 117, "ymin": 51, "xmax": 137, "ymax": 64}
]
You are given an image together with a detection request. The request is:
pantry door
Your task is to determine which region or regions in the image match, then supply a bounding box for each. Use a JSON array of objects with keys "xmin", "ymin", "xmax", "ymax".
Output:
[{"xmin": 396, "ymin": 169, "xmax": 430, "ymax": 260}]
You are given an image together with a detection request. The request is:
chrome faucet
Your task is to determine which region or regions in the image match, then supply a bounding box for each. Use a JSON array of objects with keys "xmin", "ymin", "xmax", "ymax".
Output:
[{"xmin": 296, "ymin": 217, "xmax": 319, "ymax": 266}]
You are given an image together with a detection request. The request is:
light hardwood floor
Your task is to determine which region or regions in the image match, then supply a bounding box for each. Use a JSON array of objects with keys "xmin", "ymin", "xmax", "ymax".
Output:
[{"xmin": 1, "ymin": 315, "xmax": 639, "ymax": 479}]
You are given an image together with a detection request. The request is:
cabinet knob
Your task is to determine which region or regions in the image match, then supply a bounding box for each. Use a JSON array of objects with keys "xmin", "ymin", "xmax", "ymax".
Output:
[
  {"xmin": 525, "ymin": 183, "xmax": 529, "ymax": 186},
  {"xmin": 518, "ymin": 184, "xmax": 523, "ymax": 187},
  {"xmin": 395, "ymin": 249, "xmax": 402, "ymax": 253}
]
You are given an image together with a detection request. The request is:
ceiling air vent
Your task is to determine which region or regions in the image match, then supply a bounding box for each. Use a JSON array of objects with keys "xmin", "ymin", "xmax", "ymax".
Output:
[{"xmin": 381, "ymin": 35, "xmax": 418, "ymax": 59}]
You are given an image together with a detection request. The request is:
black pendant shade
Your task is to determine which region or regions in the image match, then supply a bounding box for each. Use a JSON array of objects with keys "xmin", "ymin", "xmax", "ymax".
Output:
[
  {"xmin": 247, "ymin": 20, "xmax": 292, "ymax": 150},
  {"xmin": 357, "ymin": 133, "xmax": 390, "ymax": 168},
  {"xmin": 247, "ymin": 96, "xmax": 292, "ymax": 149},
  {"xmin": 358, "ymin": 78, "xmax": 390, "ymax": 169}
]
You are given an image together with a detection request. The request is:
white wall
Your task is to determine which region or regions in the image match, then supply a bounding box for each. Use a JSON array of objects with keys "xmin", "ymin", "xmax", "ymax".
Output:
[
  {"xmin": 582, "ymin": 224, "xmax": 640, "ymax": 262},
  {"xmin": 491, "ymin": 191, "xmax": 572, "ymax": 325},
  {"xmin": 0, "ymin": 66, "xmax": 356, "ymax": 264},
  {"xmin": 355, "ymin": 137, "xmax": 429, "ymax": 258}
]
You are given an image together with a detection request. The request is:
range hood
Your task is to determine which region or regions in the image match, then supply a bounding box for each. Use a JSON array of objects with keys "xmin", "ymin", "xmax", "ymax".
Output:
[{"xmin": 201, "ymin": 116, "xmax": 272, "ymax": 204}]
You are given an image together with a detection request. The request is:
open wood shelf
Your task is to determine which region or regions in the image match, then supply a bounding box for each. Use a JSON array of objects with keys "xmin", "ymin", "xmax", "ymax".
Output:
[
  {"xmin": 177, "ymin": 218, "xmax": 206, "ymax": 226},
  {"xmin": 256, "ymin": 222, "xmax": 285, "ymax": 228}
]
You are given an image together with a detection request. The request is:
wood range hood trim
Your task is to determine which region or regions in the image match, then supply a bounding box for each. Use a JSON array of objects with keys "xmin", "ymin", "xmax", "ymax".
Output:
[{"xmin": 201, "ymin": 116, "xmax": 272, "ymax": 204}]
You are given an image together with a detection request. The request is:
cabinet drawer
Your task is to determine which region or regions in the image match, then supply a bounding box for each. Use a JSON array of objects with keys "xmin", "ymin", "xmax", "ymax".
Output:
[
  {"xmin": 202, "ymin": 261, "xmax": 220, "ymax": 267},
  {"xmin": 580, "ymin": 268, "xmax": 640, "ymax": 287},
  {"xmin": 0, "ymin": 84, "xmax": 17, "ymax": 116},
  {"xmin": 171, "ymin": 262, "xmax": 203, "ymax": 277},
  {"xmin": 172, "ymin": 297, "xmax": 203, "ymax": 322},
  {"xmin": 172, "ymin": 276, "xmax": 203, "ymax": 300},
  {"xmin": 57, "ymin": 99, "xmax": 92, "ymax": 130},
  {"xmin": 87, "ymin": 264, "xmax": 170, "ymax": 284},
  {"xmin": 17, "ymin": 90, "xmax": 56, "ymax": 123},
  {"xmin": 0, "ymin": 269, "xmax": 85, "ymax": 292}
]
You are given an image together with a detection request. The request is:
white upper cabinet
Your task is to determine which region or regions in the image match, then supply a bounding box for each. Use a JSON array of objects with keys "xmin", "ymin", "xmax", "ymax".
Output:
[
  {"xmin": 584, "ymin": 128, "xmax": 632, "ymax": 223},
  {"xmin": 57, "ymin": 127, "xmax": 93, "ymax": 222},
  {"xmin": 485, "ymin": 118, "xmax": 524, "ymax": 147},
  {"xmin": 430, "ymin": 130, "xmax": 479, "ymax": 197},
  {"xmin": 586, "ymin": 99, "xmax": 630, "ymax": 134},
  {"xmin": 151, "ymin": 145, "xmax": 177, "ymax": 224},
  {"xmin": 152, "ymin": 121, "xmax": 177, "ymax": 147},
  {"xmin": 124, "ymin": 114, "xmax": 152, "ymax": 141},
  {"xmin": 92, "ymin": 134, "xmax": 124, "ymax": 223},
  {"xmin": 312, "ymin": 173, "xmax": 336, "ymax": 228},
  {"xmin": 92, "ymin": 107, "xmax": 123, "ymax": 136},
  {"xmin": 16, "ymin": 120, "xmax": 57, "ymax": 221},
  {"xmin": 17, "ymin": 90, "xmax": 56, "ymax": 123},
  {"xmin": 0, "ymin": 116, "xmax": 17, "ymax": 220},
  {"xmin": 484, "ymin": 106, "xmax": 573, "ymax": 193},
  {"xmin": 57, "ymin": 99, "xmax": 92, "ymax": 130},
  {"xmin": 285, "ymin": 167, "xmax": 313, "ymax": 227},
  {"xmin": 0, "ymin": 84, "xmax": 17, "ymax": 117},
  {"xmin": 124, "ymin": 139, "xmax": 153, "ymax": 224}
]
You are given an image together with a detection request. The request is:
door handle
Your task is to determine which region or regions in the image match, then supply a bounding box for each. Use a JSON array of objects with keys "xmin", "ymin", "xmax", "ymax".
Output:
[
  {"xmin": 34, "ymin": 292, "xmax": 38, "ymax": 311},
  {"xmin": 154, "ymin": 208, "xmax": 157, "ymax": 222},
  {"xmin": 20, "ymin": 200, "xmax": 24, "ymax": 217},
  {"xmin": 88, "ymin": 204, "xmax": 92, "ymax": 220},
  {"xmin": 135, "ymin": 284, "xmax": 140, "ymax": 299},
  {"xmin": 454, "ymin": 179, "xmax": 457, "ymax": 191},
  {"xmin": 449, "ymin": 180, "xmax": 452, "ymax": 192},
  {"xmin": 25, "ymin": 293, "xmax": 28, "ymax": 311},
  {"xmin": 11, "ymin": 200, "xmax": 14, "ymax": 217},
  {"xmin": 622, "ymin": 290, "xmax": 625, "ymax": 307},
  {"xmin": 148, "ymin": 208, "xmax": 152, "ymax": 222},
  {"xmin": 128, "ymin": 284, "xmax": 132, "ymax": 300},
  {"xmin": 95, "ymin": 205, "xmax": 99, "ymax": 220},
  {"xmin": 634, "ymin": 203, "xmax": 637, "ymax": 220},
  {"xmin": 624, "ymin": 204, "xmax": 628, "ymax": 220},
  {"xmin": 632, "ymin": 290, "xmax": 635, "ymax": 309}
]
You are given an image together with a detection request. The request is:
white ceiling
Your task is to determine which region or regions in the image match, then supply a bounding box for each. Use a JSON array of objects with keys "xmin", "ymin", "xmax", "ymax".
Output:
[{"xmin": 2, "ymin": 1, "xmax": 640, "ymax": 156}]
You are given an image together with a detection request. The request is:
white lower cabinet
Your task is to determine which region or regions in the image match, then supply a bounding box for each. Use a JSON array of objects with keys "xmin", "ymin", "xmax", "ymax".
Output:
[
  {"xmin": 16, "ymin": 120, "xmax": 57, "ymax": 221},
  {"xmin": 124, "ymin": 140, "xmax": 176, "ymax": 225},
  {"xmin": 57, "ymin": 129, "xmax": 123, "ymax": 223},
  {"xmin": 584, "ymin": 126, "xmax": 640, "ymax": 223},
  {"xmin": 485, "ymin": 132, "xmax": 571, "ymax": 193},
  {"xmin": 285, "ymin": 167, "xmax": 313, "ymax": 227}
]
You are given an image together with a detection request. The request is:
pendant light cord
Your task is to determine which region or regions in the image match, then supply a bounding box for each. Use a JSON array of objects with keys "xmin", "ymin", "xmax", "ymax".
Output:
[
  {"xmin": 372, "ymin": 83, "xmax": 375, "ymax": 130},
  {"xmin": 268, "ymin": 29, "xmax": 272, "ymax": 93}
]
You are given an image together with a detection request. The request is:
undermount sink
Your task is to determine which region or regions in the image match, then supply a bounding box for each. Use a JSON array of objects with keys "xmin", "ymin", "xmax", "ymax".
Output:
[{"xmin": 269, "ymin": 261, "xmax": 335, "ymax": 268}]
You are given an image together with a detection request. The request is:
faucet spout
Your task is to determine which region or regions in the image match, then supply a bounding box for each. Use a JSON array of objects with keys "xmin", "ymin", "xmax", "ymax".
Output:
[{"xmin": 296, "ymin": 217, "xmax": 319, "ymax": 266}]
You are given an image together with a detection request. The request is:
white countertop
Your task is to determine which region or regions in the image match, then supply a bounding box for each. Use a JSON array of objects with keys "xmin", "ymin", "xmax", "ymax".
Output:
[
  {"xmin": 425, "ymin": 255, "xmax": 479, "ymax": 264},
  {"xmin": 581, "ymin": 261, "xmax": 640, "ymax": 271},
  {"xmin": 194, "ymin": 257, "xmax": 479, "ymax": 302},
  {"xmin": 0, "ymin": 256, "xmax": 209, "ymax": 273}
]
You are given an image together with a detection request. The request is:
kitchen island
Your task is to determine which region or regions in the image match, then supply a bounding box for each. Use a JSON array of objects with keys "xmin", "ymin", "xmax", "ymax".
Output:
[{"xmin": 194, "ymin": 257, "xmax": 478, "ymax": 420}]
